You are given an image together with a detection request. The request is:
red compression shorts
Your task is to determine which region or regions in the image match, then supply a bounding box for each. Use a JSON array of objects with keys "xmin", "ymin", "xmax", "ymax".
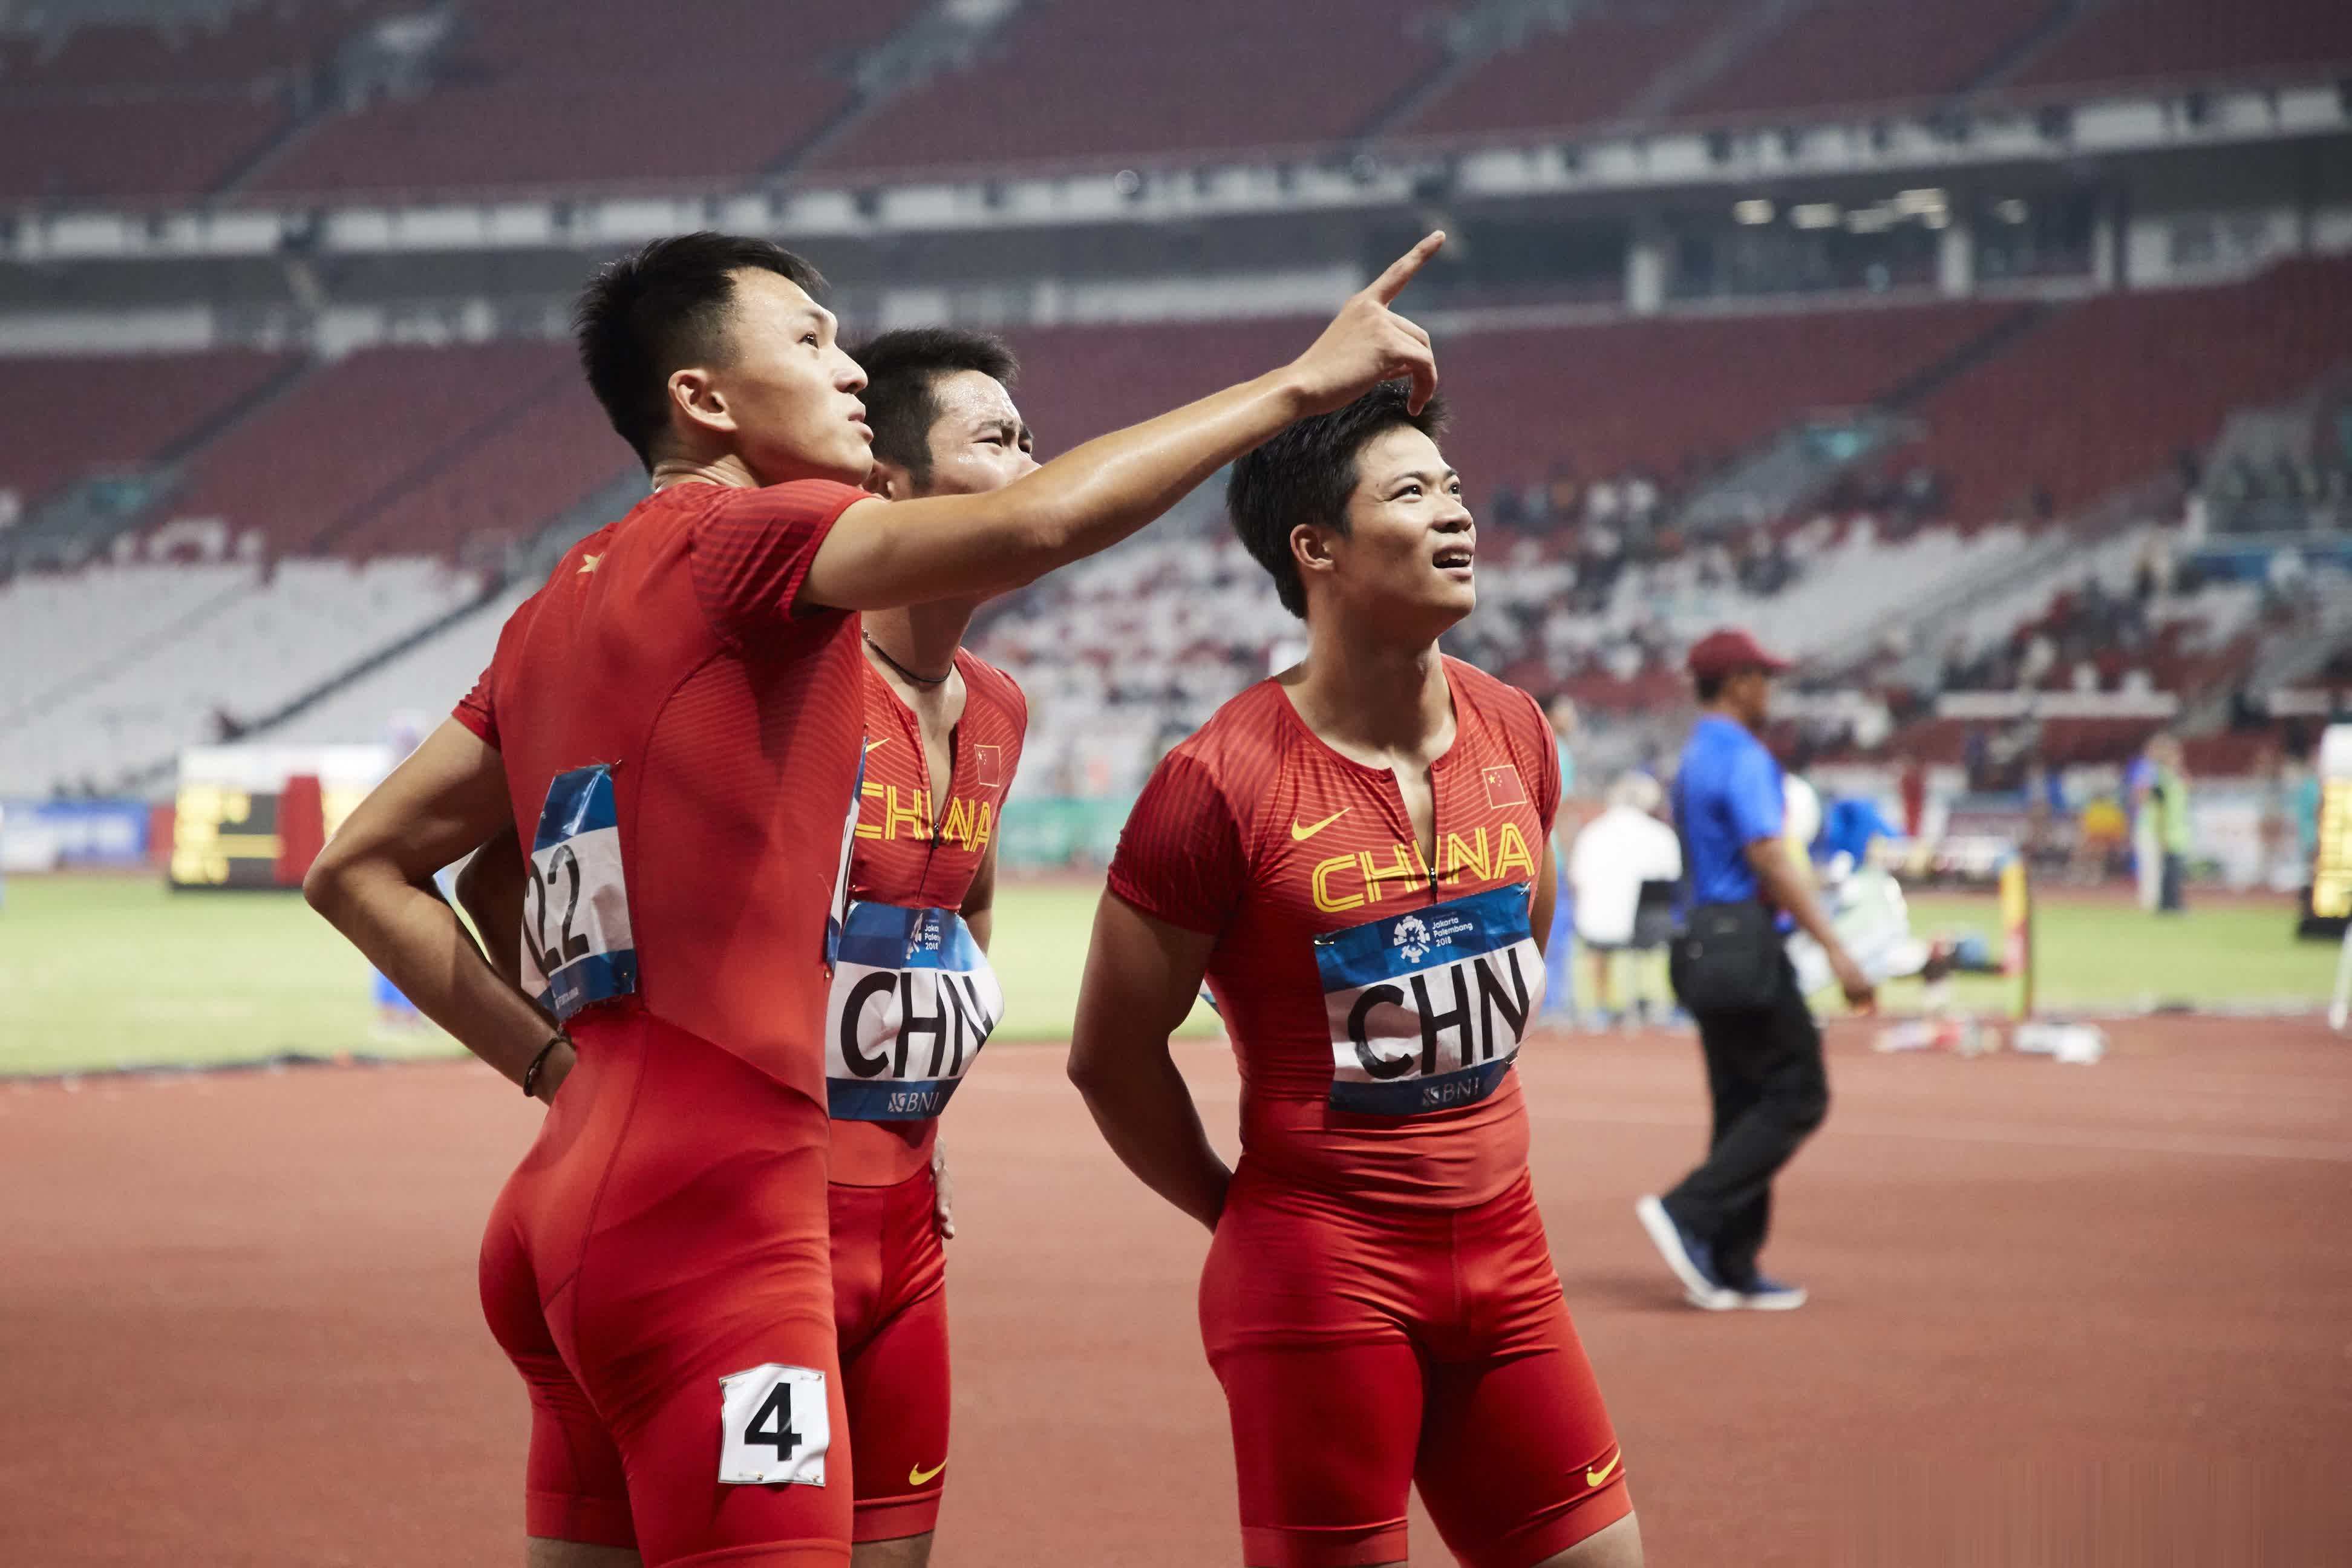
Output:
[
  {"xmin": 1199, "ymin": 1164, "xmax": 1631, "ymax": 1568},
  {"xmin": 478, "ymin": 1011, "xmax": 851, "ymax": 1567},
  {"xmin": 829, "ymin": 1166, "xmax": 951, "ymax": 1543}
]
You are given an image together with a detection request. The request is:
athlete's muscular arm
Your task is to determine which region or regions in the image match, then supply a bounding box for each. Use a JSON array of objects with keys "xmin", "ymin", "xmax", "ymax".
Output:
[
  {"xmin": 1067, "ymin": 893, "xmax": 1232, "ymax": 1232},
  {"xmin": 798, "ymin": 233, "xmax": 1445, "ymax": 611},
  {"xmin": 303, "ymin": 720, "xmax": 573, "ymax": 1102}
]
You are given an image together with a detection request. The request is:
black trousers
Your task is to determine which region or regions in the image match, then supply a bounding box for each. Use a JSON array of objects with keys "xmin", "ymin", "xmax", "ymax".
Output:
[{"xmin": 1663, "ymin": 956, "xmax": 1829, "ymax": 1288}]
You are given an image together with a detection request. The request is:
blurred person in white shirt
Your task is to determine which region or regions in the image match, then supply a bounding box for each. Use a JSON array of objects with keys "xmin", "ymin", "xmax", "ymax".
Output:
[{"xmin": 1569, "ymin": 772, "xmax": 1683, "ymax": 1025}]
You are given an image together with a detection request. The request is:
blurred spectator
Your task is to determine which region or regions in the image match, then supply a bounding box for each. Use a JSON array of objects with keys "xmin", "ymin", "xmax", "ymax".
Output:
[
  {"xmin": 2147, "ymin": 733, "xmax": 2192, "ymax": 913},
  {"xmin": 1898, "ymin": 753, "xmax": 1927, "ymax": 839},
  {"xmin": 1567, "ymin": 772, "xmax": 1682, "ymax": 1027}
]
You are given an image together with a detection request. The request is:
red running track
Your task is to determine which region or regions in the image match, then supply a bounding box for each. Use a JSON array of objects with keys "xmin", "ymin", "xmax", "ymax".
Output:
[{"xmin": 3, "ymin": 1018, "xmax": 2348, "ymax": 1565}]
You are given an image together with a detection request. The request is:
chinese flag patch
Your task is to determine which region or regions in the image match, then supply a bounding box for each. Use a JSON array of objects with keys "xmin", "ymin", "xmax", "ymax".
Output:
[
  {"xmin": 973, "ymin": 743, "xmax": 1004, "ymax": 789},
  {"xmin": 1482, "ymin": 763, "xmax": 1526, "ymax": 809}
]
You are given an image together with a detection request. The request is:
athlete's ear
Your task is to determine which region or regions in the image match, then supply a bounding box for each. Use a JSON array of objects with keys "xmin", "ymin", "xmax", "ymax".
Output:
[
  {"xmin": 668, "ymin": 367, "xmax": 736, "ymax": 440},
  {"xmin": 1290, "ymin": 521, "xmax": 1338, "ymax": 590},
  {"xmin": 865, "ymin": 460, "xmax": 910, "ymax": 501}
]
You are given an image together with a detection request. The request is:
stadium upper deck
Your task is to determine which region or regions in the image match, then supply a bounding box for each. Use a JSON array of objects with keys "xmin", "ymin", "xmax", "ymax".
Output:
[{"xmin": 1, "ymin": 0, "xmax": 2344, "ymax": 204}]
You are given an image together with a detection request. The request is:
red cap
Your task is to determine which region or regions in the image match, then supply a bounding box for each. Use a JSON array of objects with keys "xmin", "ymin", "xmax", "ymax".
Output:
[{"xmin": 1686, "ymin": 627, "xmax": 1792, "ymax": 679}]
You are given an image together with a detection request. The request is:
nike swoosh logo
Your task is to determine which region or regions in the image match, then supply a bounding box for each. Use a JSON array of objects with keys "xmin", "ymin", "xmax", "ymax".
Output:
[
  {"xmin": 1290, "ymin": 808, "xmax": 1350, "ymax": 841},
  {"xmin": 1586, "ymin": 1451, "xmax": 1622, "ymax": 1488},
  {"xmin": 864, "ymin": 738, "xmax": 887, "ymax": 754},
  {"xmin": 909, "ymin": 1460, "xmax": 946, "ymax": 1486}
]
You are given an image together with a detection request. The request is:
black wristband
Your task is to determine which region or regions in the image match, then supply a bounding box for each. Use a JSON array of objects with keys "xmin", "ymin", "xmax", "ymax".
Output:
[{"xmin": 521, "ymin": 1035, "xmax": 566, "ymax": 1098}]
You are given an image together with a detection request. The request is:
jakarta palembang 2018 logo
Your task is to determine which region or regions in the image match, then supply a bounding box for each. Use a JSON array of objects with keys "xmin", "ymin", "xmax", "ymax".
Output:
[{"xmin": 1392, "ymin": 914, "xmax": 1433, "ymax": 964}]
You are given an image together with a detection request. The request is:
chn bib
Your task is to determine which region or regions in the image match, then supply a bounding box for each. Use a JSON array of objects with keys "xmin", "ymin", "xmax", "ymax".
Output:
[
  {"xmin": 519, "ymin": 763, "xmax": 637, "ymax": 1021},
  {"xmin": 1313, "ymin": 882, "xmax": 1544, "ymax": 1116},
  {"xmin": 824, "ymin": 901, "xmax": 1003, "ymax": 1120}
]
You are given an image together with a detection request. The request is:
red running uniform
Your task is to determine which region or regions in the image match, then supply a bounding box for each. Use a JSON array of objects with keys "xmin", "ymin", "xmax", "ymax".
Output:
[
  {"xmin": 826, "ymin": 651, "xmax": 1026, "ymax": 1541},
  {"xmin": 1108, "ymin": 659, "xmax": 1630, "ymax": 1568},
  {"xmin": 458, "ymin": 479, "xmax": 871, "ymax": 1567}
]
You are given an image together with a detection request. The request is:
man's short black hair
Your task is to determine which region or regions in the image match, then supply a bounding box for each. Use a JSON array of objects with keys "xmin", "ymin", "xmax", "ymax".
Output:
[
  {"xmin": 574, "ymin": 232, "xmax": 827, "ymax": 470},
  {"xmin": 1226, "ymin": 381, "xmax": 1450, "ymax": 618},
  {"xmin": 848, "ymin": 327, "xmax": 1020, "ymax": 489},
  {"xmin": 1694, "ymin": 671, "xmax": 1727, "ymax": 704}
]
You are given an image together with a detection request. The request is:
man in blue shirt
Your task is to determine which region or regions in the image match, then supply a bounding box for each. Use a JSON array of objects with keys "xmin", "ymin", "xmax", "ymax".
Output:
[{"xmin": 1636, "ymin": 629, "xmax": 1873, "ymax": 1313}]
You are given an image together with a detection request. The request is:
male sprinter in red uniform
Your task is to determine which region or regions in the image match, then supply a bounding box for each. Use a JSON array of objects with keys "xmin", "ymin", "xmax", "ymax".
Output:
[
  {"xmin": 1069, "ymin": 384, "xmax": 1642, "ymax": 1568},
  {"xmin": 826, "ymin": 327, "xmax": 1031, "ymax": 1564},
  {"xmin": 458, "ymin": 326, "xmax": 1035, "ymax": 1566},
  {"xmin": 304, "ymin": 232, "xmax": 1445, "ymax": 1568}
]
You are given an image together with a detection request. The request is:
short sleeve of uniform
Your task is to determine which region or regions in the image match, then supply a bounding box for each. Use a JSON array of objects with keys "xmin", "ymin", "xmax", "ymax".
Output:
[
  {"xmin": 1723, "ymin": 740, "xmax": 1784, "ymax": 847},
  {"xmin": 1107, "ymin": 750, "xmax": 1249, "ymax": 937},
  {"xmin": 451, "ymin": 665, "xmax": 497, "ymax": 748},
  {"xmin": 689, "ymin": 480, "xmax": 869, "ymax": 645}
]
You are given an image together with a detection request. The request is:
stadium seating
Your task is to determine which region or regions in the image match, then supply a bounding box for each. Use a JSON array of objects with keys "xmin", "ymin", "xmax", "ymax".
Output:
[
  {"xmin": 0, "ymin": 555, "xmax": 484, "ymax": 796},
  {"xmin": 0, "ymin": 348, "xmax": 294, "ymax": 509},
  {"xmin": 1677, "ymin": 0, "xmax": 2058, "ymax": 119},
  {"xmin": 0, "ymin": 99, "xmax": 291, "ymax": 203},
  {"xmin": 2008, "ymin": 0, "xmax": 2352, "ymax": 95},
  {"xmin": 1399, "ymin": 5, "xmax": 1735, "ymax": 141},
  {"xmin": 0, "ymin": 1, "xmax": 411, "ymax": 201},
  {"xmin": 247, "ymin": 0, "xmax": 922, "ymax": 197},
  {"xmin": 1432, "ymin": 301, "xmax": 2016, "ymax": 497},
  {"xmin": 1906, "ymin": 255, "xmax": 2352, "ymax": 519},
  {"xmin": 807, "ymin": 0, "xmax": 1445, "ymax": 177},
  {"xmin": 163, "ymin": 339, "xmax": 597, "ymax": 557}
]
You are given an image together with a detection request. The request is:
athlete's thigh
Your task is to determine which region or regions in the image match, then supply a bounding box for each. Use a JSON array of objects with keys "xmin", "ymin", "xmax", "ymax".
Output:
[
  {"xmin": 1201, "ymin": 1174, "xmax": 1431, "ymax": 1568},
  {"xmin": 1212, "ymin": 1334, "xmax": 1426, "ymax": 1568},
  {"xmin": 1417, "ymin": 1189, "xmax": 1630, "ymax": 1568},
  {"xmin": 592, "ymin": 1290, "xmax": 854, "ymax": 1568},
  {"xmin": 484, "ymin": 1161, "xmax": 639, "ymax": 1554},
  {"xmin": 841, "ymin": 1279, "xmax": 950, "ymax": 1546},
  {"xmin": 560, "ymin": 1043, "xmax": 852, "ymax": 1565}
]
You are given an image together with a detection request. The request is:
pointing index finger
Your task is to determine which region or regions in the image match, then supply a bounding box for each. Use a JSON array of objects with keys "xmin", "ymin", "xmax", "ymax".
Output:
[{"xmin": 1367, "ymin": 230, "xmax": 1446, "ymax": 305}]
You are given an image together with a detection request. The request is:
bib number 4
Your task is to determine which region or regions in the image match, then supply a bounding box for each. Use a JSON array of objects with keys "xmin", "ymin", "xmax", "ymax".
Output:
[{"xmin": 718, "ymin": 1364, "xmax": 829, "ymax": 1486}]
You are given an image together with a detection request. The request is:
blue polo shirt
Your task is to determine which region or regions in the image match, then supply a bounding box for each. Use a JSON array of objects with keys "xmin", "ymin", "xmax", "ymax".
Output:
[{"xmin": 1674, "ymin": 714, "xmax": 1784, "ymax": 907}]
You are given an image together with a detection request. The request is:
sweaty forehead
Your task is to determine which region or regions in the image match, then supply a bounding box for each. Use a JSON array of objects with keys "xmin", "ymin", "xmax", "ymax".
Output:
[{"xmin": 929, "ymin": 369, "xmax": 1021, "ymax": 433}]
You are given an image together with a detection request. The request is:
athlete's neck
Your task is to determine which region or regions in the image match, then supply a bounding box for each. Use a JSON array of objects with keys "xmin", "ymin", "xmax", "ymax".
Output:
[
  {"xmin": 863, "ymin": 602, "xmax": 976, "ymax": 698},
  {"xmin": 1287, "ymin": 617, "xmax": 1451, "ymax": 760},
  {"xmin": 648, "ymin": 452, "xmax": 760, "ymax": 492}
]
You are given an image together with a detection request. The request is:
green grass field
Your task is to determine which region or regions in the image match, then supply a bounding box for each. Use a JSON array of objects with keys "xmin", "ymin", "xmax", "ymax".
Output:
[{"xmin": 0, "ymin": 875, "xmax": 2335, "ymax": 1077}]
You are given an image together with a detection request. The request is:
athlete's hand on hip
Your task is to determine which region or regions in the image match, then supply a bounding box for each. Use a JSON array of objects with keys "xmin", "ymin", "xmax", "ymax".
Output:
[
  {"xmin": 931, "ymin": 1140, "xmax": 956, "ymax": 1241},
  {"xmin": 1285, "ymin": 230, "xmax": 1444, "ymax": 417}
]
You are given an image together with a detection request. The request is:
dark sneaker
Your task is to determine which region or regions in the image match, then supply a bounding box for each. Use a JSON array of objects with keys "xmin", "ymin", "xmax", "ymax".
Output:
[{"xmin": 1635, "ymin": 1195, "xmax": 1738, "ymax": 1310}]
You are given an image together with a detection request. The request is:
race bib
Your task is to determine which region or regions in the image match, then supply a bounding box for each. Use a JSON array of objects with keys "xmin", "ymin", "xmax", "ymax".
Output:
[
  {"xmin": 519, "ymin": 765, "xmax": 636, "ymax": 1021},
  {"xmin": 717, "ymin": 1363, "xmax": 829, "ymax": 1486},
  {"xmin": 1315, "ymin": 883, "xmax": 1544, "ymax": 1116},
  {"xmin": 824, "ymin": 901, "xmax": 1004, "ymax": 1120}
]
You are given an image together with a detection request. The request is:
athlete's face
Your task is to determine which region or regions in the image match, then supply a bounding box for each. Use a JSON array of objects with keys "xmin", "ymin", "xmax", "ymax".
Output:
[
  {"xmin": 874, "ymin": 370, "xmax": 1038, "ymax": 500},
  {"xmin": 1305, "ymin": 425, "xmax": 1474, "ymax": 633},
  {"xmin": 682, "ymin": 268, "xmax": 872, "ymax": 486}
]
